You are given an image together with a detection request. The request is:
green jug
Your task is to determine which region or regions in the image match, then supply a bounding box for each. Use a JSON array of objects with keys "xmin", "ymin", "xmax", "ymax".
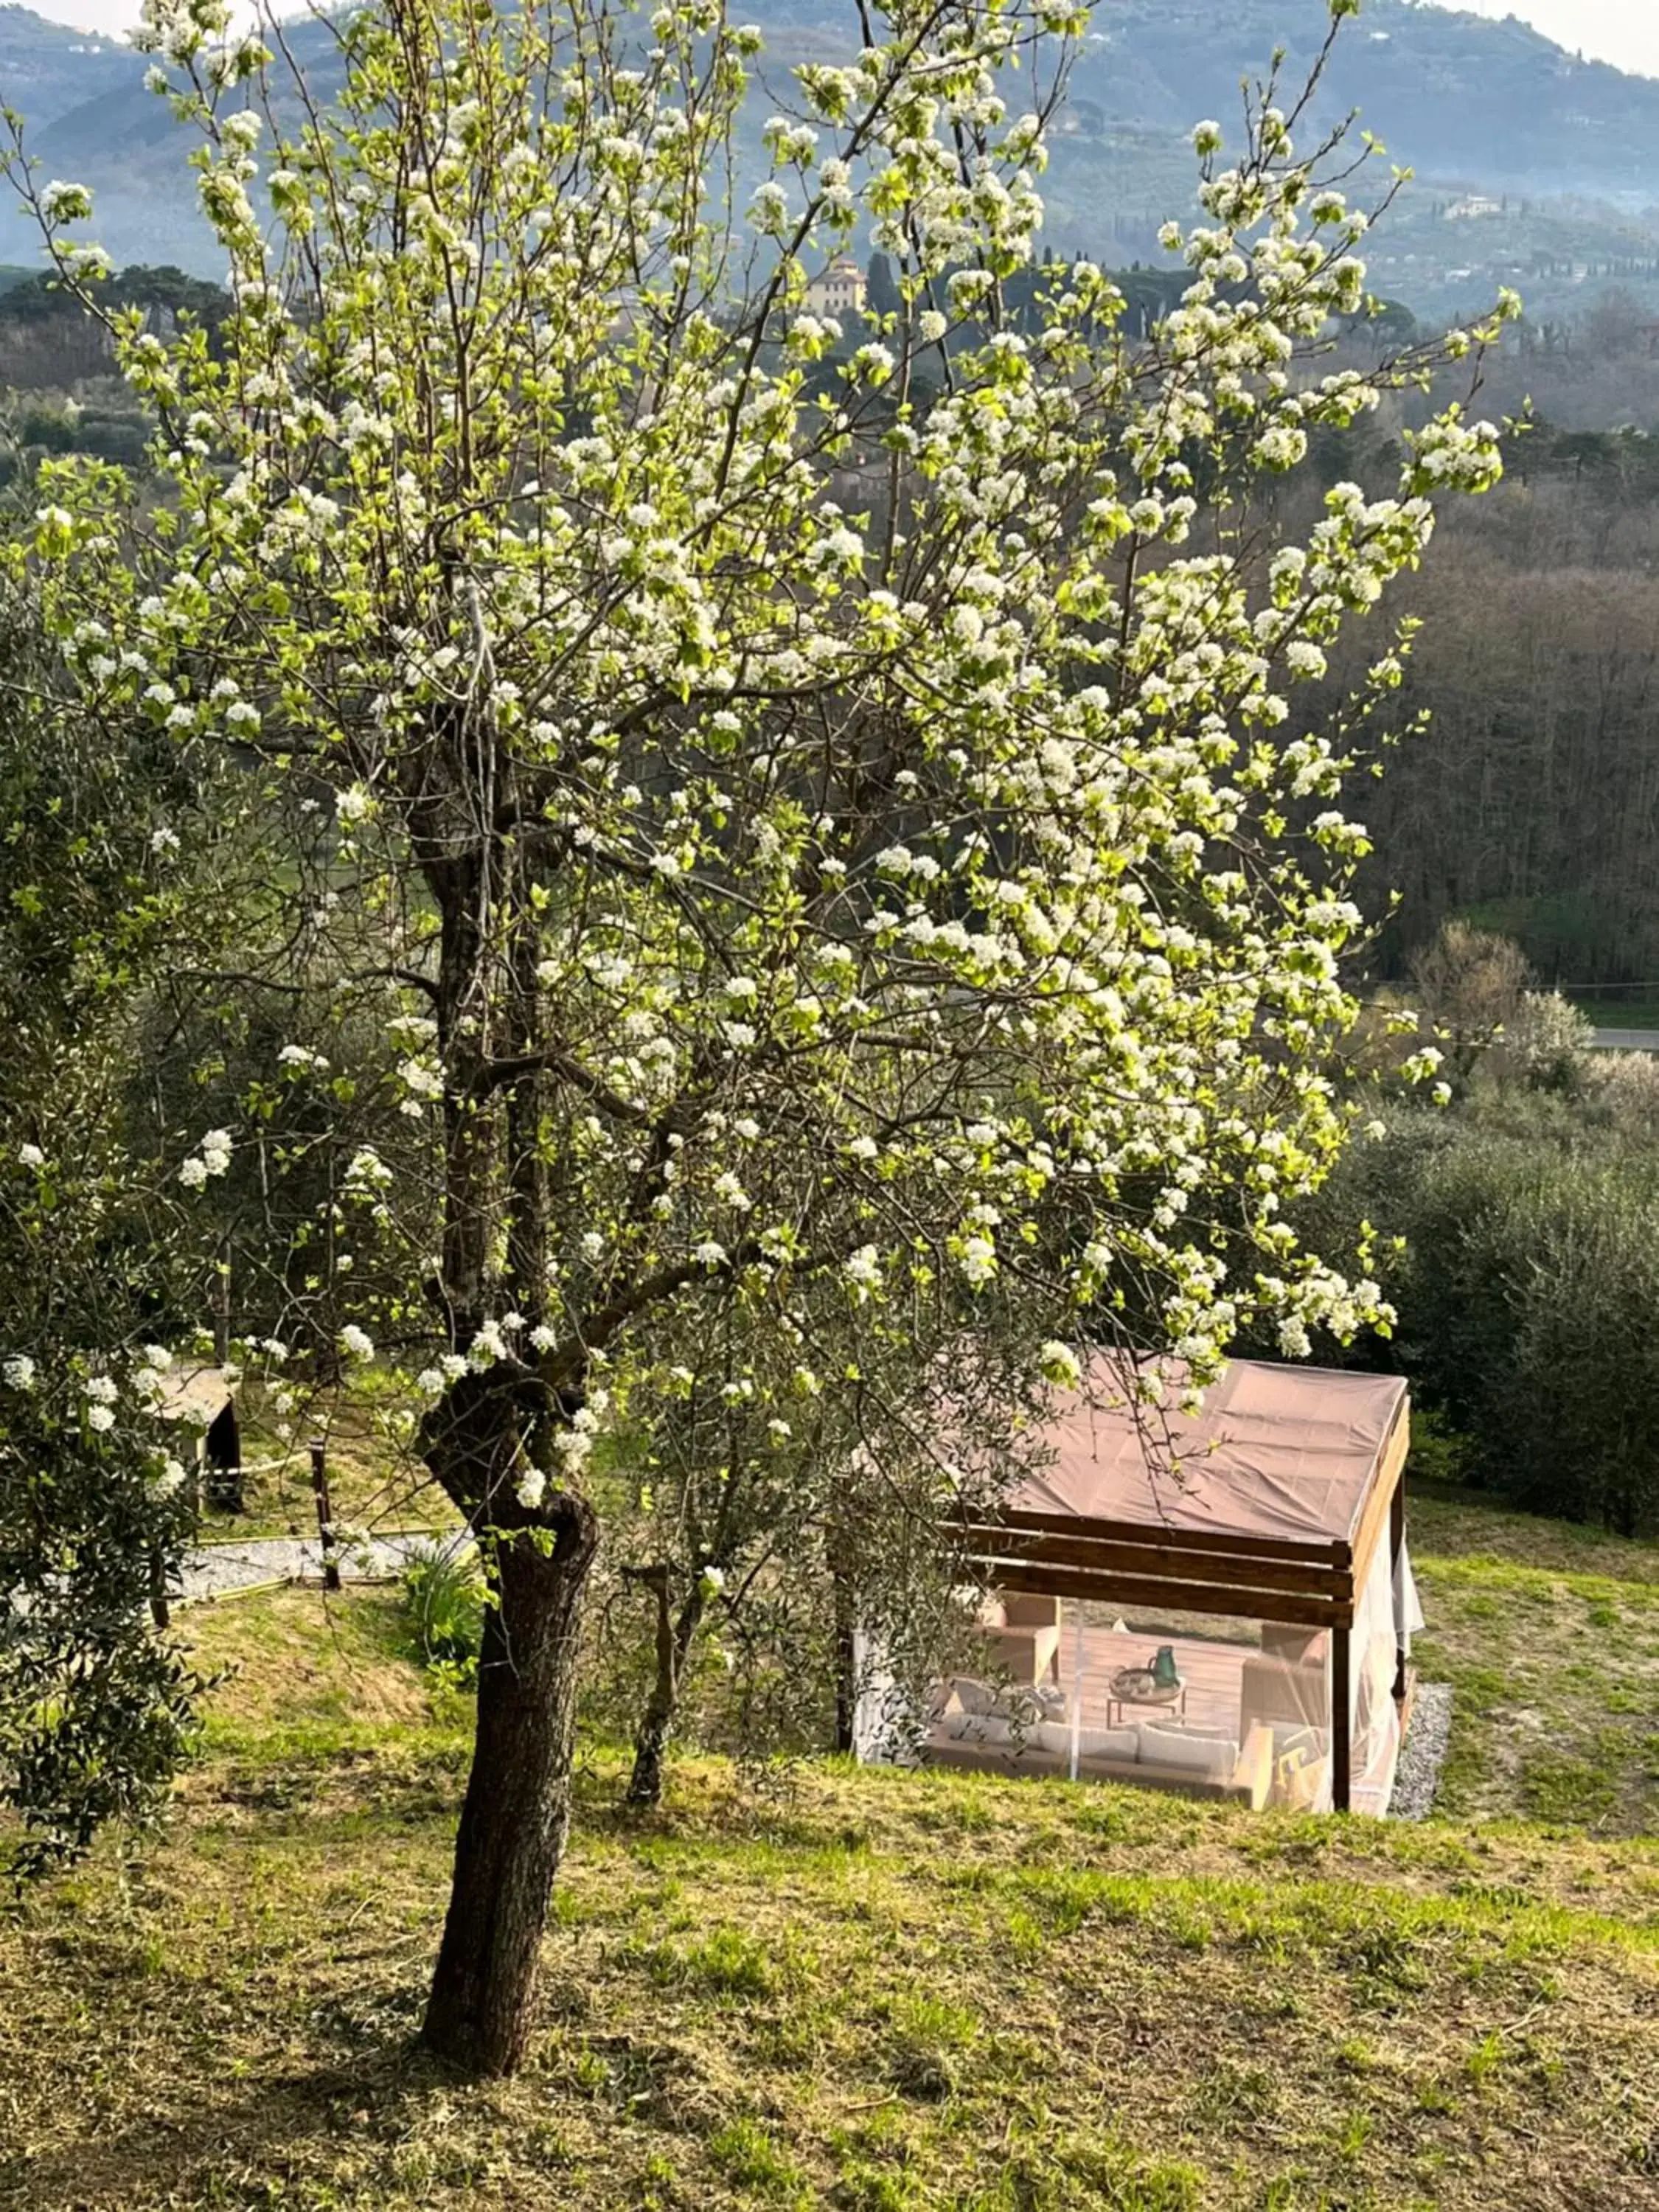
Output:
[{"xmin": 1151, "ymin": 1644, "xmax": 1179, "ymax": 1690}]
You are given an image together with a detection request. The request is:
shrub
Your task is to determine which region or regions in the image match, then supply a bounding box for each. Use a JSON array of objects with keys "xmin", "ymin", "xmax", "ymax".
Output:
[
  {"xmin": 401, "ymin": 1541, "xmax": 486, "ymax": 1688},
  {"xmin": 1295, "ymin": 1106, "xmax": 1659, "ymax": 1534}
]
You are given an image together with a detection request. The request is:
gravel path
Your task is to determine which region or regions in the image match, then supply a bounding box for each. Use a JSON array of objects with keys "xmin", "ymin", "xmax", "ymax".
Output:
[
  {"xmin": 1388, "ymin": 1680, "xmax": 1453, "ymax": 1820},
  {"xmin": 178, "ymin": 1530, "xmax": 458, "ymax": 1604}
]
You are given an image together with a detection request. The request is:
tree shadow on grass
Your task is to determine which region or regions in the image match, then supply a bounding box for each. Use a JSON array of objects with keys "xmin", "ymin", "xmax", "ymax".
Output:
[{"xmin": 0, "ymin": 2017, "xmax": 477, "ymax": 2211}]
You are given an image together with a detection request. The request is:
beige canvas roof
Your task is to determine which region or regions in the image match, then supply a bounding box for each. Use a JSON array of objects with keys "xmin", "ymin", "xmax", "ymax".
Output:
[{"xmin": 1011, "ymin": 1357, "xmax": 1408, "ymax": 1553}]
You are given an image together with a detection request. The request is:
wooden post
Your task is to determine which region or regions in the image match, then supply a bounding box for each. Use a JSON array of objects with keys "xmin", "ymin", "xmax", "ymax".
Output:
[
  {"xmin": 1390, "ymin": 1473, "xmax": 1408, "ymax": 1706},
  {"xmin": 147, "ymin": 1545, "xmax": 170, "ymax": 1630},
  {"xmin": 1068, "ymin": 1602, "xmax": 1084, "ymax": 1784},
  {"xmin": 212, "ymin": 1239, "xmax": 232, "ymax": 1366},
  {"xmin": 309, "ymin": 1436, "xmax": 341, "ymax": 1592},
  {"xmin": 1332, "ymin": 1624, "xmax": 1352, "ymax": 1815}
]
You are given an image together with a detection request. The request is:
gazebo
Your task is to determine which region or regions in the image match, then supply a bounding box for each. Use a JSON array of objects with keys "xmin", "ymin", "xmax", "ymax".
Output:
[
  {"xmin": 922, "ymin": 1359, "xmax": 1418, "ymax": 1816},
  {"xmin": 158, "ymin": 1363, "xmax": 243, "ymax": 1510}
]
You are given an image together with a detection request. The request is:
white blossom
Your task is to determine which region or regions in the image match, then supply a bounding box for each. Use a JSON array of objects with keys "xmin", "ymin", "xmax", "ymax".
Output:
[{"xmin": 149, "ymin": 1456, "xmax": 188, "ymax": 1500}]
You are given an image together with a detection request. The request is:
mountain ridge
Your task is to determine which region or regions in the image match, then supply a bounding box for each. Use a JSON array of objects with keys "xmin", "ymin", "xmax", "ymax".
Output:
[{"xmin": 2, "ymin": 1, "xmax": 1658, "ymax": 295}]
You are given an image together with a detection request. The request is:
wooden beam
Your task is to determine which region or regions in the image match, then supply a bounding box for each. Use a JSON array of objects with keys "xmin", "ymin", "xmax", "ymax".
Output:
[
  {"xmin": 1332, "ymin": 1623, "xmax": 1352, "ymax": 1814},
  {"xmin": 987, "ymin": 1504, "xmax": 1348, "ymax": 1569},
  {"xmin": 1350, "ymin": 1400, "xmax": 1411, "ymax": 1595},
  {"xmin": 982, "ymin": 1557, "xmax": 1344, "ymax": 1630},
  {"xmin": 955, "ymin": 1524, "xmax": 1353, "ymax": 1603}
]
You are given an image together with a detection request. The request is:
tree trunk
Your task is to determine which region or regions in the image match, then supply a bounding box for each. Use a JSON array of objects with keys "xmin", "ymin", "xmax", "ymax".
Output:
[
  {"xmin": 830, "ymin": 1538, "xmax": 858, "ymax": 1756},
  {"xmin": 421, "ymin": 1498, "xmax": 599, "ymax": 2076},
  {"xmin": 625, "ymin": 1570, "xmax": 706, "ymax": 1807}
]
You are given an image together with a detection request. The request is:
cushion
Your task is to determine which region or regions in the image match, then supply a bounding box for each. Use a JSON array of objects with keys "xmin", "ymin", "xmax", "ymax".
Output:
[
  {"xmin": 947, "ymin": 1676, "xmax": 998, "ymax": 1717},
  {"xmin": 1261, "ymin": 1624, "xmax": 1328, "ymax": 1666},
  {"xmin": 1268, "ymin": 1724, "xmax": 1326, "ymax": 1762},
  {"xmin": 1138, "ymin": 1723, "xmax": 1239, "ymax": 1780},
  {"xmin": 1001, "ymin": 1593, "xmax": 1062, "ymax": 1630},
  {"xmin": 1035, "ymin": 1720, "xmax": 1140, "ymax": 1763},
  {"xmin": 941, "ymin": 1711, "xmax": 1012, "ymax": 1746},
  {"xmin": 995, "ymin": 1681, "xmax": 1065, "ymax": 1722},
  {"xmin": 990, "ymin": 1685, "xmax": 1048, "ymax": 1728}
]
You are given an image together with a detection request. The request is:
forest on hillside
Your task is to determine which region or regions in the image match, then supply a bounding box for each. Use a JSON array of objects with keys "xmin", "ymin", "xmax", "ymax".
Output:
[{"xmin": 6, "ymin": 258, "xmax": 1659, "ymax": 991}]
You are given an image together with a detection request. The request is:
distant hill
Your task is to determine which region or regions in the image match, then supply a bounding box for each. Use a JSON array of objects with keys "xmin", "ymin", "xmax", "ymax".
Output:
[
  {"xmin": 4, "ymin": 0, "xmax": 1659, "ymax": 310},
  {"xmin": 1071, "ymin": 1, "xmax": 1659, "ymax": 199},
  {"xmin": 0, "ymin": 1, "xmax": 142, "ymax": 133}
]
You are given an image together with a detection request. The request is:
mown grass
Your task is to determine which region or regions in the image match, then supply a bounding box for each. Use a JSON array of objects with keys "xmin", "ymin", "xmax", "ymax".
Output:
[
  {"xmin": 185, "ymin": 1582, "xmax": 473, "ymax": 1751},
  {"xmin": 1411, "ymin": 1484, "xmax": 1659, "ymax": 1836},
  {"xmin": 2, "ymin": 1582, "xmax": 1658, "ymax": 2211}
]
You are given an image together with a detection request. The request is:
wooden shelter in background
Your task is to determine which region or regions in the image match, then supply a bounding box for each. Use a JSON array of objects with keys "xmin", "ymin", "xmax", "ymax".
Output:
[
  {"xmin": 157, "ymin": 1364, "xmax": 243, "ymax": 1511},
  {"xmin": 950, "ymin": 1360, "xmax": 1413, "ymax": 1813}
]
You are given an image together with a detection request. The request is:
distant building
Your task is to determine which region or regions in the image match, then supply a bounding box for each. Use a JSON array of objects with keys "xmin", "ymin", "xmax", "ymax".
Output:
[
  {"xmin": 1444, "ymin": 195, "xmax": 1503, "ymax": 221},
  {"xmin": 803, "ymin": 257, "xmax": 867, "ymax": 318}
]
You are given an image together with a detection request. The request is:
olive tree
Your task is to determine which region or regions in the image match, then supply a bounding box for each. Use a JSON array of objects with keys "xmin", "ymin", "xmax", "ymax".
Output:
[
  {"xmin": 0, "ymin": 585, "xmax": 218, "ymax": 1873},
  {"xmin": 6, "ymin": 0, "xmax": 1506, "ymax": 2073},
  {"xmin": 603, "ymin": 1268, "xmax": 1049, "ymax": 1804}
]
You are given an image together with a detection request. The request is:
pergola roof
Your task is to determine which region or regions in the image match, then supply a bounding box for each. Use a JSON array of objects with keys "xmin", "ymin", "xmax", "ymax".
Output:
[
  {"xmin": 958, "ymin": 1357, "xmax": 1411, "ymax": 1630},
  {"xmin": 1013, "ymin": 1360, "xmax": 1408, "ymax": 1551}
]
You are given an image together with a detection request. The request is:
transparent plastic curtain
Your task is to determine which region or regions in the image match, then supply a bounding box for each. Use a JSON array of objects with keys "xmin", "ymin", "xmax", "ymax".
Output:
[
  {"xmin": 1239, "ymin": 1618, "xmax": 1337, "ymax": 1812},
  {"xmin": 1394, "ymin": 1538, "xmax": 1425, "ymax": 1657},
  {"xmin": 1349, "ymin": 1532, "xmax": 1405, "ymax": 1815},
  {"xmin": 850, "ymin": 1626, "xmax": 920, "ymax": 1764}
]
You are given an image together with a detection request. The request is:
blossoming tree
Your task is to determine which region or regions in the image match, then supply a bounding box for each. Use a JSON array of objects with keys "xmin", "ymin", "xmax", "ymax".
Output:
[{"xmin": 6, "ymin": 0, "xmax": 1506, "ymax": 2071}]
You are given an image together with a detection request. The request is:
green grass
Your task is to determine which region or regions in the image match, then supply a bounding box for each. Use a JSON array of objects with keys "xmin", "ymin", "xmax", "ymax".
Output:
[
  {"xmin": 184, "ymin": 1582, "xmax": 473, "ymax": 1752},
  {"xmin": 3, "ymin": 1576, "xmax": 1658, "ymax": 2211},
  {"xmin": 1567, "ymin": 995, "xmax": 1659, "ymax": 1032},
  {"xmin": 1410, "ymin": 1484, "xmax": 1659, "ymax": 1836}
]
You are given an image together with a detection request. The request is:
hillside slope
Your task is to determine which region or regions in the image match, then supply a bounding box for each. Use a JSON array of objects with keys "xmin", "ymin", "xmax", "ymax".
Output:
[
  {"xmin": 0, "ymin": 1, "xmax": 140, "ymax": 133},
  {"xmin": 1073, "ymin": 0, "xmax": 1659, "ymax": 197},
  {"xmin": 1, "ymin": 1578, "xmax": 1656, "ymax": 2210}
]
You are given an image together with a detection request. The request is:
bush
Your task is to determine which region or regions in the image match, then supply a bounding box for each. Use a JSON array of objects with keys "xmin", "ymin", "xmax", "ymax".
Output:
[
  {"xmin": 401, "ymin": 1540, "xmax": 486, "ymax": 1688},
  {"xmin": 1295, "ymin": 1105, "xmax": 1659, "ymax": 1534}
]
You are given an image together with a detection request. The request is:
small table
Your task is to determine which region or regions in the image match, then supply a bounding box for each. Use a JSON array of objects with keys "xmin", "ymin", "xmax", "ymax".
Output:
[{"xmin": 1107, "ymin": 1669, "xmax": 1186, "ymax": 1729}]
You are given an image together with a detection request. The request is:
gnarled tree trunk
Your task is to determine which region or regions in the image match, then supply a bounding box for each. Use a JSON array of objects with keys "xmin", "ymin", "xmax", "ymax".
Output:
[
  {"xmin": 421, "ymin": 1492, "xmax": 599, "ymax": 2076},
  {"xmin": 625, "ymin": 1565, "xmax": 707, "ymax": 1807}
]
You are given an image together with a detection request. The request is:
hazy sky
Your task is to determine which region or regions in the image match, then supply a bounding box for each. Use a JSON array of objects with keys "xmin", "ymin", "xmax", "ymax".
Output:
[
  {"xmin": 24, "ymin": 0, "xmax": 1659, "ymax": 78},
  {"xmin": 1449, "ymin": 1, "xmax": 1659, "ymax": 78}
]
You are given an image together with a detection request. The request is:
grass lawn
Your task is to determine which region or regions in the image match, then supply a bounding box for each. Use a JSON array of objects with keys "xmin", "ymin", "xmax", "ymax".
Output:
[
  {"xmin": 1410, "ymin": 1484, "xmax": 1659, "ymax": 1836},
  {"xmin": 3, "ymin": 1578, "xmax": 1658, "ymax": 2211},
  {"xmin": 1568, "ymin": 996, "xmax": 1659, "ymax": 1032}
]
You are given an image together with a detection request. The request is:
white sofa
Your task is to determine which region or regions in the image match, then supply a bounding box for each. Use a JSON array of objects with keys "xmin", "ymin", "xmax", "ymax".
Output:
[{"xmin": 929, "ymin": 1683, "xmax": 1273, "ymax": 1809}]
